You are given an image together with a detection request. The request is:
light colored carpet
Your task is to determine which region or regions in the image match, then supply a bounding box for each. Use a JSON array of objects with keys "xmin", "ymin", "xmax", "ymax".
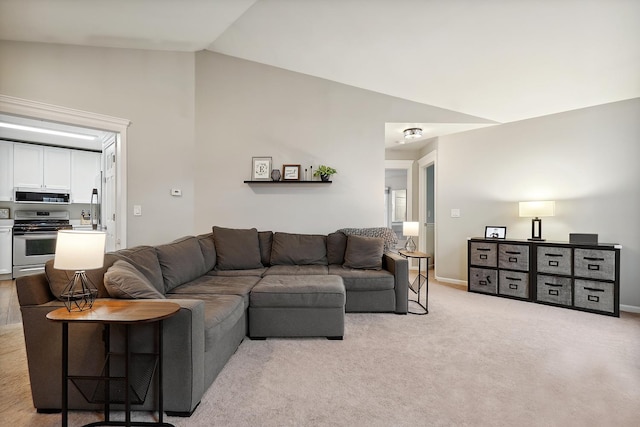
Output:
[{"xmin": 2, "ymin": 280, "xmax": 639, "ymax": 427}]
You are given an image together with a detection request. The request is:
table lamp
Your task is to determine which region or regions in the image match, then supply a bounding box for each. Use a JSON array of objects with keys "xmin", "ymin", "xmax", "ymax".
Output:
[
  {"xmin": 519, "ymin": 201, "xmax": 555, "ymax": 241},
  {"xmin": 55, "ymin": 230, "xmax": 106, "ymax": 312},
  {"xmin": 403, "ymin": 221, "xmax": 419, "ymax": 252}
]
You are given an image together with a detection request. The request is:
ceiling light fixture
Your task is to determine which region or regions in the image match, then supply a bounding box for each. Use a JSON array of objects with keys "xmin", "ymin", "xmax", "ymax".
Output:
[
  {"xmin": 0, "ymin": 122, "xmax": 98, "ymax": 141},
  {"xmin": 403, "ymin": 127, "xmax": 423, "ymax": 139}
]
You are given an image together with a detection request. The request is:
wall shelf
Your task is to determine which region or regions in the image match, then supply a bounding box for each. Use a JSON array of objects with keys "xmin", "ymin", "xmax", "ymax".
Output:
[{"xmin": 243, "ymin": 180, "xmax": 332, "ymax": 184}]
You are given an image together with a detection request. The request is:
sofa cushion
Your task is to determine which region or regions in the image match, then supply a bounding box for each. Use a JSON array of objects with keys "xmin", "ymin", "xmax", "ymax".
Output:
[
  {"xmin": 45, "ymin": 253, "xmax": 118, "ymax": 301},
  {"xmin": 343, "ymin": 235, "xmax": 384, "ymax": 270},
  {"xmin": 212, "ymin": 226, "xmax": 263, "ymax": 270},
  {"xmin": 104, "ymin": 260, "xmax": 166, "ymax": 299},
  {"xmin": 327, "ymin": 231, "xmax": 348, "ymax": 265},
  {"xmin": 156, "ymin": 236, "xmax": 208, "ymax": 292},
  {"xmin": 167, "ymin": 275, "xmax": 260, "ymax": 307},
  {"xmin": 258, "ymin": 231, "xmax": 273, "ymax": 266},
  {"xmin": 337, "ymin": 227, "xmax": 398, "ymax": 253},
  {"xmin": 115, "ymin": 245, "xmax": 165, "ymax": 294},
  {"xmin": 197, "ymin": 233, "xmax": 216, "ymax": 272},
  {"xmin": 264, "ymin": 265, "xmax": 329, "ymax": 276},
  {"xmin": 207, "ymin": 268, "xmax": 267, "ymax": 277},
  {"xmin": 328, "ymin": 265, "xmax": 395, "ymax": 291},
  {"xmin": 270, "ymin": 232, "xmax": 327, "ymax": 265}
]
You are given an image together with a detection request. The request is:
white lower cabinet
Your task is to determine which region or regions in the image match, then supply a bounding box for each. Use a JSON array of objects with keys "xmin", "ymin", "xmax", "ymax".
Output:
[{"xmin": 0, "ymin": 227, "xmax": 12, "ymax": 275}]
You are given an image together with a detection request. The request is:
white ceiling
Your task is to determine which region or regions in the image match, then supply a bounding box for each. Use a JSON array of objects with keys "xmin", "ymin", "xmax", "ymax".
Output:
[{"xmin": 1, "ymin": 0, "xmax": 638, "ymax": 150}]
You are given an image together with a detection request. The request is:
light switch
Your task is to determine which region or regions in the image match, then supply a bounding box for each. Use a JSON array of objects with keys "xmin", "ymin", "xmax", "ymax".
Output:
[
  {"xmin": 133, "ymin": 205, "xmax": 142, "ymax": 216},
  {"xmin": 451, "ymin": 208, "xmax": 461, "ymax": 218}
]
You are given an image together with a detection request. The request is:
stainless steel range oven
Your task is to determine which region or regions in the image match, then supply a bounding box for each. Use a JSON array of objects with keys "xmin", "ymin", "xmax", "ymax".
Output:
[{"xmin": 12, "ymin": 210, "xmax": 72, "ymax": 278}]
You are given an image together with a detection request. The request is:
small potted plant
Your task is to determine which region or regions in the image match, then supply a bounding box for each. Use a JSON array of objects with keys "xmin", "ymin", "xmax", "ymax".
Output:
[{"xmin": 314, "ymin": 165, "xmax": 337, "ymax": 181}]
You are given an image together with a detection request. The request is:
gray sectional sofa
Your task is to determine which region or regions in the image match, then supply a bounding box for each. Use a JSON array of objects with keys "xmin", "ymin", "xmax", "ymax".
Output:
[{"xmin": 16, "ymin": 227, "xmax": 408, "ymax": 416}]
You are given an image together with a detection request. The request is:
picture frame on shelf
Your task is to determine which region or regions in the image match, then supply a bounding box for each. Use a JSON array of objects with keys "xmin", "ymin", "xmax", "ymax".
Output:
[
  {"xmin": 282, "ymin": 164, "xmax": 301, "ymax": 181},
  {"xmin": 485, "ymin": 226, "xmax": 507, "ymax": 239},
  {"xmin": 251, "ymin": 157, "xmax": 272, "ymax": 181}
]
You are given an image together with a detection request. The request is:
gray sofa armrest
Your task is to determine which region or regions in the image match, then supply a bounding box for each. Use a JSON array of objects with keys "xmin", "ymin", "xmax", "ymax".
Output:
[
  {"xmin": 383, "ymin": 252, "xmax": 409, "ymax": 314},
  {"xmin": 16, "ymin": 272, "xmax": 55, "ymax": 306}
]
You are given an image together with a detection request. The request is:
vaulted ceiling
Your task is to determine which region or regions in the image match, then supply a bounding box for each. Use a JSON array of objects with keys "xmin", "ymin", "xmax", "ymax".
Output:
[{"xmin": 1, "ymin": 0, "xmax": 638, "ymax": 148}]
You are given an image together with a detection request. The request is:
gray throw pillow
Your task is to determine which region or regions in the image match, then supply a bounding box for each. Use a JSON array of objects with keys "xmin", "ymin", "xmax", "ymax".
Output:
[
  {"xmin": 104, "ymin": 260, "xmax": 166, "ymax": 299},
  {"xmin": 327, "ymin": 231, "xmax": 348, "ymax": 265},
  {"xmin": 212, "ymin": 226, "xmax": 263, "ymax": 270},
  {"xmin": 343, "ymin": 235, "xmax": 384, "ymax": 270},
  {"xmin": 156, "ymin": 236, "xmax": 207, "ymax": 292}
]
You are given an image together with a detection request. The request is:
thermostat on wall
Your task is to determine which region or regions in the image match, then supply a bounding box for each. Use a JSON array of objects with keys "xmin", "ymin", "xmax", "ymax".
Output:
[{"xmin": 0, "ymin": 208, "xmax": 9, "ymax": 219}]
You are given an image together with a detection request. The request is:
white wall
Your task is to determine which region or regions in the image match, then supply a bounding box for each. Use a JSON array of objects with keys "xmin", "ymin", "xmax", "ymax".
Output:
[
  {"xmin": 0, "ymin": 41, "xmax": 195, "ymax": 245},
  {"xmin": 436, "ymin": 98, "xmax": 640, "ymax": 309},
  {"xmin": 193, "ymin": 52, "xmax": 486, "ymax": 235}
]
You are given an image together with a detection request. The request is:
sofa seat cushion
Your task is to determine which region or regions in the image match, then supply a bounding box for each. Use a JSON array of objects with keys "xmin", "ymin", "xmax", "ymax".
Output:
[
  {"xmin": 264, "ymin": 265, "xmax": 328, "ymax": 276},
  {"xmin": 208, "ymin": 267, "xmax": 267, "ymax": 277},
  {"xmin": 167, "ymin": 294, "xmax": 244, "ymax": 352},
  {"xmin": 167, "ymin": 275, "xmax": 260, "ymax": 307},
  {"xmin": 328, "ymin": 265, "xmax": 394, "ymax": 291},
  {"xmin": 250, "ymin": 275, "xmax": 345, "ymax": 308},
  {"xmin": 156, "ymin": 236, "xmax": 208, "ymax": 292},
  {"xmin": 270, "ymin": 232, "xmax": 327, "ymax": 265}
]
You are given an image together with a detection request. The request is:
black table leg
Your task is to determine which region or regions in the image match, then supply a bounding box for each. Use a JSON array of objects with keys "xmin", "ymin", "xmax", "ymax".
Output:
[{"xmin": 62, "ymin": 322, "xmax": 68, "ymax": 427}]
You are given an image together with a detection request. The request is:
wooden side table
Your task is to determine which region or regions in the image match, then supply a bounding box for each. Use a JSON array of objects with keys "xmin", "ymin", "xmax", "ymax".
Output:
[
  {"xmin": 398, "ymin": 250, "xmax": 430, "ymax": 315},
  {"xmin": 47, "ymin": 300, "xmax": 180, "ymax": 427}
]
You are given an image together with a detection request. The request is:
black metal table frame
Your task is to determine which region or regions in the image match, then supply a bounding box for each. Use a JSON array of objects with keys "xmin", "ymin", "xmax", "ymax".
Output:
[
  {"xmin": 61, "ymin": 320, "xmax": 174, "ymax": 427},
  {"xmin": 399, "ymin": 251, "xmax": 430, "ymax": 315}
]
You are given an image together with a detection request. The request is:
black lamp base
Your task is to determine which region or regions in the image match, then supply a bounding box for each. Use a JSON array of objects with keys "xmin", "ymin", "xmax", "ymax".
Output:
[
  {"xmin": 530, "ymin": 217, "xmax": 544, "ymax": 241},
  {"xmin": 60, "ymin": 271, "xmax": 98, "ymax": 312}
]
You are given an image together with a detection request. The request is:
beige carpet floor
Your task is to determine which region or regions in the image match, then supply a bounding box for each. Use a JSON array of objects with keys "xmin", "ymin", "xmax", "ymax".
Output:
[{"xmin": 2, "ymin": 280, "xmax": 639, "ymax": 427}]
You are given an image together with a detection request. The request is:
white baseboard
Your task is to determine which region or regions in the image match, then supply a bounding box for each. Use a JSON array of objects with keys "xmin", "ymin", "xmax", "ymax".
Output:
[{"xmin": 620, "ymin": 304, "xmax": 640, "ymax": 313}]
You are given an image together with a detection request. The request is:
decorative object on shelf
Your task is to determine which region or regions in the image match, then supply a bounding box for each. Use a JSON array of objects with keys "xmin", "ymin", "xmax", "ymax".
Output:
[
  {"xmin": 313, "ymin": 165, "xmax": 337, "ymax": 181},
  {"xmin": 54, "ymin": 230, "xmax": 106, "ymax": 312},
  {"xmin": 402, "ymin": 221, "xmax": 419, "ymax": 252},
  {"xmin": 403, "ymin": 127, "xmax": 423, "ymax": 140},
  {"xmin": 251, "ymin": 156, "xmax": 272, "ymax": 181},
  {"xmin": 485, "ymin": 226, "xmax": 507, "ymax": 239},
  {"xmin": 270, "ymin": 169, "xmax": 281, "ymax": 181},
  {"xmin": 0, "ymin": 208, "xmax": 9, "ymax": 219},
  {"xmin": 519, "ymin": 201, "xmax": 555, "ymax": 241},
  {"xmin": 283, "ymin": 164, "xmax": 301, "ymax": 181}
]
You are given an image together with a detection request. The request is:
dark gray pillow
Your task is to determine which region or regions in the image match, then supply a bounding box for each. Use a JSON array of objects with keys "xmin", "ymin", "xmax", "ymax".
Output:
[
  {"xmin": 114, "ymin": 245, "xmax": 165, "ymax": 294},
  {"xmin": 156, "ymin": 236, "xmax": 207, "ymax": 292},
  {"xmin": 197, "ymin": 233, "xmax": 217, "ymax": 272},
  {"xmin": 46, "ymin": 253, "xmax": 118, "ymax": 301},
  {"xmin": 258, "ymin": 231, "xmax": 273, "ymax": 266},
  {"xmin": 212, "ymin": 226, "xmax": 263, "ymax": 270},
  {"xmin": 327, "ymin": 231, "xmax": 348, "ymax": 265},
  {"xmin": 270, "ymin": 232, "xmax": 327, "ymax": 265},
  {"xmin": 104, "ymin": 260, "xmax": 166, "ymax": 299},
  {"xmin": 343, "ymin": 235, "xmax": 384, "ymax": 270}
]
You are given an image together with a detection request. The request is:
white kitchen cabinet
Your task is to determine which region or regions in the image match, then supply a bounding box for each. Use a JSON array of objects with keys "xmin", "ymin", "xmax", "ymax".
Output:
[
  {"xmin": 13, "ymin": 143, "xmax": 71, "ymax": 189},
  {"xmin": 71, "ymin": 150, "xmax": 101, "ymax": 204},
  {"xmin": 0, "ymin": 141, "xmax": 13, "ymax": 201},
  {"xmin": 0, "ymin": 226, "xmax": 12, "ymax": 275}
]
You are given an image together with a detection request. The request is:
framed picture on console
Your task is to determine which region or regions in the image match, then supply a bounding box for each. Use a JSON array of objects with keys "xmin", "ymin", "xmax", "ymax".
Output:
[
  {"xmin": 283, "ymin": 164, "xmax": 301, "ymax": 181},
  {"xmin": 251, "ymin": 157, "xmax": 272, "ymax": 181},
  {"xmin": 485, "ymin": 226, "xmax": 507, "ymax": 239}
]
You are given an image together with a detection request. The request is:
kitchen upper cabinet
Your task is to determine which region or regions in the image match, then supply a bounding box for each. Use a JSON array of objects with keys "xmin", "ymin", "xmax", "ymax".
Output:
[
  {"xmin": 71, "ymin": 150, "xmax": 101, "ymax": 204},
  {"xmin": 0, "ymin": 141, "xmax": 13, "ymax": 201},
  {"xmin": 13, "ymin": 144, "xmax": 71, "ymax": 189}
]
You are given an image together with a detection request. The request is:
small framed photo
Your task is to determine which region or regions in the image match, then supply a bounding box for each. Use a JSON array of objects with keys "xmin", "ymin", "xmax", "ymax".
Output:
[
  {"xmin": 252, "ymin": 157, "xmax": 272, "ymax": 181},
  {"xmin": 283, "ymin": 164, "xmax": 301, "ymax": 181},
  {"xmin": 485, "ymin": 226, "xmax": 507, "ymax": 239}
]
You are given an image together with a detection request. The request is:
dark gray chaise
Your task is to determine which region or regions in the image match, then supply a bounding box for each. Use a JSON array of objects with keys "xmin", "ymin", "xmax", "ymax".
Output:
[{"xmin": 16, "ymin": 227, "xmax": 408, "ymax": 416}]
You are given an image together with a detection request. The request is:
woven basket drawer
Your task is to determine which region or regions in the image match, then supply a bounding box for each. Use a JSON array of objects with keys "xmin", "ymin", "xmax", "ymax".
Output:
[
  {"xmin": 469, "ymin": 242, "xmax": 497, "ymax": 267},
  {"xmin": 499, "ymin": 244, "xmax": 529, "ymax": 271},
  {"xmin": 574, "ymin": 279, "xmax": 614, "ymax": 313},
  {"xmin": 498, "ymin": 270, "xmax": 529, "ymax": 299},
  {"xmin": 536, "ymin": 275, "xmax": 572, "ymax": 306},
  {"xmin": 469, "ymin": 267, "xmax": 497, "ymax": 294},
  {"xmin": 574, "ymin": 249, "xmax": 615, "ymax": 281},
  {"xmin": 537, "ymin": 246, "xmax": 572, "ymax": 275}
]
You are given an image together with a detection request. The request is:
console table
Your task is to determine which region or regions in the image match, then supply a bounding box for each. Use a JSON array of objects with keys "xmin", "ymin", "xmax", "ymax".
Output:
[
  {"xmin": 47, "ymin": 300, "xmax": 180, "ymax": 427},
  {"xmin": 467, "ymin": 238, "xmax": 621, "ymax": 317},
  {"xmin": 398, "ymin": 250, "xmax": 430, "ymax": 315}
]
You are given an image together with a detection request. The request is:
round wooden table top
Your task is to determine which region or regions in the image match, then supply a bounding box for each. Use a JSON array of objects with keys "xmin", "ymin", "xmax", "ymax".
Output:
[
  {"xmin": 398, "ymin": 249, "xmax": 431, "ymax": 259},
  {"xmin": 46, "ymin": 300, "xmax": 180, "ymax": 324}
]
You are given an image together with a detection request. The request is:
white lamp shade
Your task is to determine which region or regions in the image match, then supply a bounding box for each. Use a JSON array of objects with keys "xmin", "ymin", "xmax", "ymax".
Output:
[
  {"xmin": 403, "ymin": 221, "xmax": 420, "ymax": 237},
  {"xmin": 519, "ymin": 201, "xmax": 555, "ymax": 218},
  {"xmin": 54, "ymin": 230, "xmax": 106, "ymax": 270}
]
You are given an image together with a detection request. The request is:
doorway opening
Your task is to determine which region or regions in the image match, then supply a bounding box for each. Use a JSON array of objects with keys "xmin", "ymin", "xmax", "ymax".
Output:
[{"xmin": 418, "ymin": 151, "xmax": 436, "ymax": 270}]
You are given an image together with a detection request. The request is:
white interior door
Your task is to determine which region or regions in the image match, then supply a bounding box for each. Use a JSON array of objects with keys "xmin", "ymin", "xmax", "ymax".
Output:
[{"xmin": 103, "ymin": 141, "xmax": 117, "ymax": 252}]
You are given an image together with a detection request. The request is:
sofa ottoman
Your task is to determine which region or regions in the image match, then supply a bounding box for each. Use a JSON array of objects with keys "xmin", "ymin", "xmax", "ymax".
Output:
[{"xmin": 249, "ymin": 275, "xmax": 345, "ymax": 339}]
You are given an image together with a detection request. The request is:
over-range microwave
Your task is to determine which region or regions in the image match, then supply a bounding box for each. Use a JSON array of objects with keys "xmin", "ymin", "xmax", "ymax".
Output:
[{"xmin": 14, "ymin": 187, "xmax": 71, "ymax": 204}]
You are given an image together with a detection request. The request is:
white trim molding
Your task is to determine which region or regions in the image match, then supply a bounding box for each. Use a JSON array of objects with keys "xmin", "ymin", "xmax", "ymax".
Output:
[{"xmin": 0, "ymin": 94, "xmax": 130, "ymax": 249}]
